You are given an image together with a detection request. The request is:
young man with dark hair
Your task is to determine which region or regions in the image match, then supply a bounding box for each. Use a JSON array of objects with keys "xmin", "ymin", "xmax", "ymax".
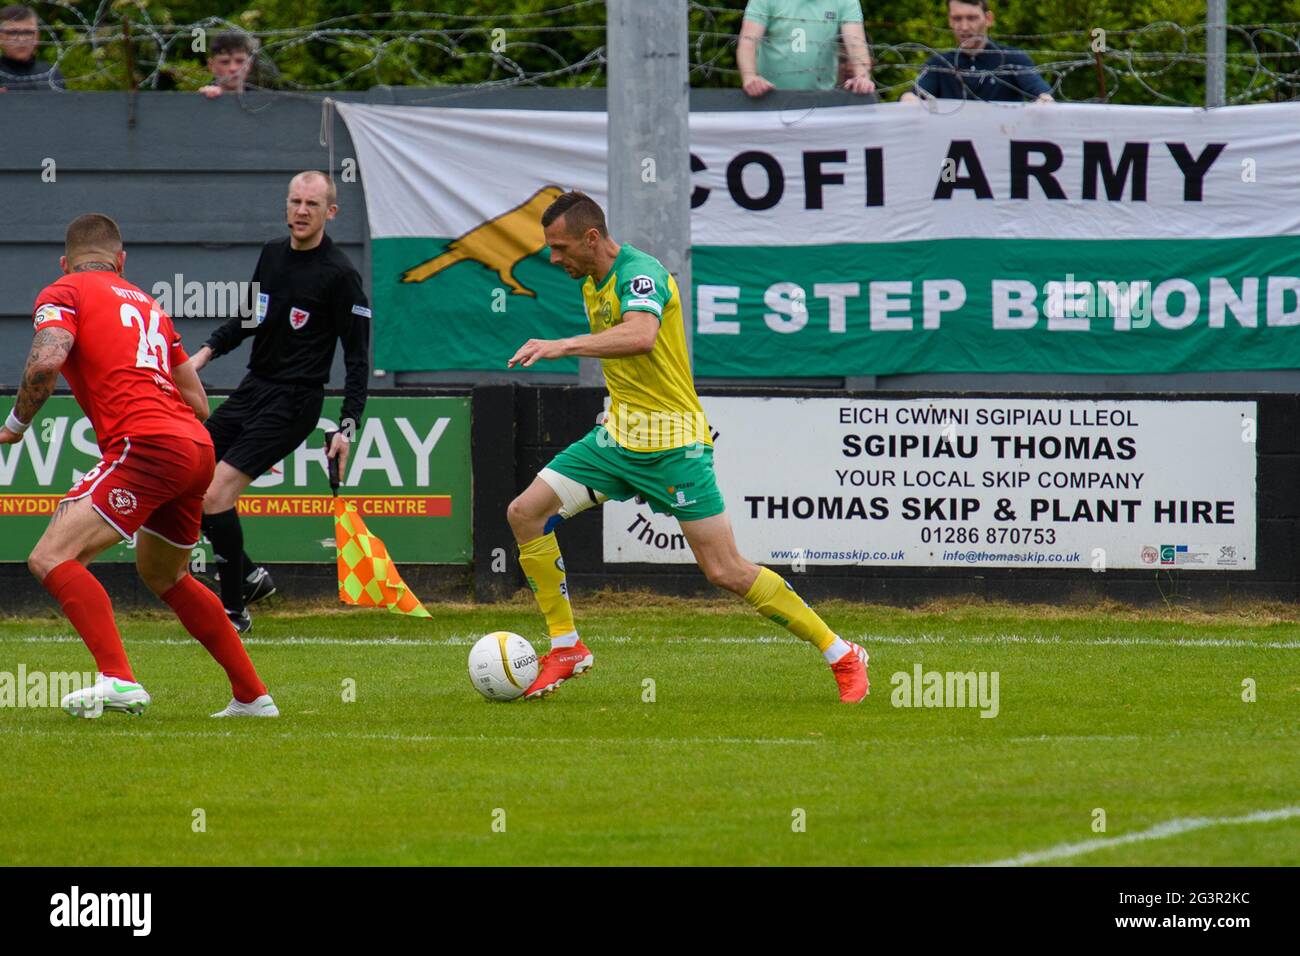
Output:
[
  {"xmin": 198, "ymin": 29, "xmax": 279, "ymax": 98},
  {"xmin": 0, "ymin": 4, "xmax": 63, "ymax": 92},
  {"xmin": 506, "ymin": 191, "xmax": 870, "ymax": 703},
  {"xmin": 0, "ymin": 214, "xmax": 277, "ymax": 718},
  {"xmin": 189, "ymin": 171, "xmax": 370, "ymax": 632},
  {"xmin": 902, "ymin": 0, "xmax": 1053, "ymax": 103}
]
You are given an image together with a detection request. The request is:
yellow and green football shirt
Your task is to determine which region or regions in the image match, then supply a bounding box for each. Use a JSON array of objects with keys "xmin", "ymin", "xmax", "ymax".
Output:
[{"xmin": 580, "ymin": 244, "xmax": 710, "ymax": 452}]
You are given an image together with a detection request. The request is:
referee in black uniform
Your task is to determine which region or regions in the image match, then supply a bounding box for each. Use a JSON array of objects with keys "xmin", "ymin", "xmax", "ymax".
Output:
[{"xmin": 191, "ymin": 170, "xmax": 370, "ymax": 631}]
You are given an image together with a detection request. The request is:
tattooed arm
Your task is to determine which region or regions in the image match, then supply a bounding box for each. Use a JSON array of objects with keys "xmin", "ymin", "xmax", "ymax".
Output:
[{"xmin": 0, "ymin": 327, "xmax": 74, "ymax": 444}]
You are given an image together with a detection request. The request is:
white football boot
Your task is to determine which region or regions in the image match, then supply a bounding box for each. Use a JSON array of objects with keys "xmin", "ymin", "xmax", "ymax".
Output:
[
  {"xmin": 61, "ymin": 673, "xmax": 151, "ymax": 718},
  {"xmin": 211, "ymin": 694, "xmax": 279, "ymax": 718}
]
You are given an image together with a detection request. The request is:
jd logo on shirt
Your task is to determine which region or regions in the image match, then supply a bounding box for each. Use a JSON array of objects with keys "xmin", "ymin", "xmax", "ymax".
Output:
[
  {"xmin": 289, "ymin": 307, "xmax": 310, "ymax": 330},
  {"xmin": 629, "ymin": 275, "xmax": 656, "ymax": 297}
]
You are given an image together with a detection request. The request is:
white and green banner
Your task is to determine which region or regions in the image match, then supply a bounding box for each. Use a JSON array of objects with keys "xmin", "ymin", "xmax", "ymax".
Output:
[
  {"xmin": 603, "ymin": 396, "xmax": 1257, "ymax": 570},
  {"xmin": 337, "ymin": 101, "xmax": 1300, "ymax": 377}
]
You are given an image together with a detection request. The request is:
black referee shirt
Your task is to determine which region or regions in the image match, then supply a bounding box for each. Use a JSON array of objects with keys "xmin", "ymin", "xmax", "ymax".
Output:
[{"xmin": 205, "ymin": 235, "xmax": 370, "ymax": 430}]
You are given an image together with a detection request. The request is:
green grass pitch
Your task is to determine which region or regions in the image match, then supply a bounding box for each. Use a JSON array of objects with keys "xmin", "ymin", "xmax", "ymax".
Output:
[{"xmin": 1, "ymin": 596, "xmax": 1297, "ymax": 866}]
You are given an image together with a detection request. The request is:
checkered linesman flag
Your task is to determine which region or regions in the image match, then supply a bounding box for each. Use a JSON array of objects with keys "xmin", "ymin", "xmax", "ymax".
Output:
[{"xmin": 334, "ymin": 498, "xmax": 430, "ymax": 618}]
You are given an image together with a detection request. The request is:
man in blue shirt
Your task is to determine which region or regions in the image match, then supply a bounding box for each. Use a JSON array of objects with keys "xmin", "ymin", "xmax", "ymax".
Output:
[{"xmin": 901, "ymin": 0, "xmax": 1052, "ymax": 104}]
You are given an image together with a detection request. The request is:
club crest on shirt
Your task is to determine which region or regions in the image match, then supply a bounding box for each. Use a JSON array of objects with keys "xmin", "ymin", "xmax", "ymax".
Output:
[
  {"xmin": 107, "ymin": 487, "xmax": 138, "ymax": 515},
  {"xmin": 289, "ymin": 306, "xmax": 310, "ymax": 330},
  {"xmin": 629, "ymin": 275, "xmax": 656, "ymax": 297}
]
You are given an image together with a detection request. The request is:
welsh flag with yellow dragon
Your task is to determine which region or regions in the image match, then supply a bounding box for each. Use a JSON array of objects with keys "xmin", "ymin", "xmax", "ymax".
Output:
[{"xmin": 336, "ymin": 104, "xmax": 611, "ymax": 374}]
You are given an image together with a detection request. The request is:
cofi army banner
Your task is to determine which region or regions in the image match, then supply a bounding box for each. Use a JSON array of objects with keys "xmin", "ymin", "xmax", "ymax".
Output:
[{"xmin": 338, "ymin": 100, "xmax": 1300, "ymax": 377}]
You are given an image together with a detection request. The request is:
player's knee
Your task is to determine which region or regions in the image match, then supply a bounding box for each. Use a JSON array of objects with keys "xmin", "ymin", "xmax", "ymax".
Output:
[
  {"xmin": 505, "ymin": 496, "xmax": 524, "ymax": 530},
  {"xmin": 28, "ymin": 538, "xmax": 70, "ymax": 581},
  {"xmin": 701, "ymin": 559, "xmax": 745, "ymax": 594},
  {"xmin": 27, "ymin": 549, "xmax": 53, "ymax": 582},
  {"xmin": 203, "ymin": 469, "xmax": 247, "ymax": 514},
  {"xmin": 506, "ymin": 496, "xmax": 540, "ymax": 537},
  {"xmin": 202, "ymin": 487, "xmax": 237, "ymax": 514},
  {"xmin": 135, "ymin": 550, "xmax": 187, "ymax": 596},
  {"xmin": 139, "ymin": 565, "xmax": 183, "ymax": 597}
]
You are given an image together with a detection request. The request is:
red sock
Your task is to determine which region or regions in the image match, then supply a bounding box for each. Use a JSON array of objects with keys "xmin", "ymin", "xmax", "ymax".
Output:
[
  {"xmin": 162, "ymin": 575, "xmax": 267, "ymax": 703},
  {"xmin": 42, "ymin": 560, "xmax": 134, "ymax": 681}
]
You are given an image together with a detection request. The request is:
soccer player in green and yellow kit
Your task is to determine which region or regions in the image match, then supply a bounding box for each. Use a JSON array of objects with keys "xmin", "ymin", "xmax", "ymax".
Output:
[{"xmin": 506, "ymin": 191, "xmax": 869, "ymax": 702}]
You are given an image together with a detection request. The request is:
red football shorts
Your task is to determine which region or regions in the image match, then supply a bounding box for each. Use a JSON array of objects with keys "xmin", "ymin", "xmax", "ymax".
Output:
[{"xmin": 64, "ymin": 435, "xmax": 215, "ymax": 548}]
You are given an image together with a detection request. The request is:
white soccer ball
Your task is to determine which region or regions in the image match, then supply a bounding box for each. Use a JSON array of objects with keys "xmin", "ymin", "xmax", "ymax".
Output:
[{"xmin": 468, "ymin": 632, "xmax": 539, "ymax": 701}]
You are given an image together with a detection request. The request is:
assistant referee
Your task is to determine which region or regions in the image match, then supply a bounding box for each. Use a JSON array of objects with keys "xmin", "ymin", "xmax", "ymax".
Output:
[{"xmin": 190, "ymin": 170, "xmax": 370, "ymax": 632}]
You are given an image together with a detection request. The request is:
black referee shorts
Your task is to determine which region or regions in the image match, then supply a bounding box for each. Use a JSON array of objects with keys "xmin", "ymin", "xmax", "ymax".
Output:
[{"xmin": 205, "ymin": 374, "xmax": 325, "ymax": 479}]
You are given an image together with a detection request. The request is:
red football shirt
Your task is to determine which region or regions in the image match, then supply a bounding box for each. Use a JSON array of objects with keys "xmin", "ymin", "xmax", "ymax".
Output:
[{"xmin": 32, "ymin": 271, "xmax": 210, "ymax": 452}]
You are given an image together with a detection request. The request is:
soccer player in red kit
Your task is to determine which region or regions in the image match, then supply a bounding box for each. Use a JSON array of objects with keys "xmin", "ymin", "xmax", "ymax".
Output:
[{"xmin": 0, "ymin": 214, "xmax": 278, "ymax": 718}]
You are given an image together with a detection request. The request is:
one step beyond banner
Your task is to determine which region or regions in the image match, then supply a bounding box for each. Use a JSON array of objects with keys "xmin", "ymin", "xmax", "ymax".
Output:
[{"xmin": 337, "ymin": 101, "xmax": 1300, "ymax": 378}]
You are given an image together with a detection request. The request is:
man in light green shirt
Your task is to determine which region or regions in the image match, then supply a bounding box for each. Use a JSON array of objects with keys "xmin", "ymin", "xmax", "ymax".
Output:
[{"xmin": 739, "ymin": 0, "xmax": 874, "ymax": 95}]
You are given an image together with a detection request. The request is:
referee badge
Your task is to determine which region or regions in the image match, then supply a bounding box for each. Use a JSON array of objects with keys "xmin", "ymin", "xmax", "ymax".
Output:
[
  {"xmin": 255, "ymin": 292, "xmax": 269, "ymax": 326},
  {"xmin": 290, "ymin": 306, "xmax": 311, "ymax": 330}
]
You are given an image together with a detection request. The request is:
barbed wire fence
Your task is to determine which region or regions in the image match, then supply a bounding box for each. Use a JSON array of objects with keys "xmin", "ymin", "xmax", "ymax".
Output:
[{"xmin": 17, "ymin": 1, "xmax": 1300, "ymax": 106}]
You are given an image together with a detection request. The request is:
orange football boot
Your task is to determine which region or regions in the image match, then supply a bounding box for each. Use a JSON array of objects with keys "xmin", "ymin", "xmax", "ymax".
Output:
[
  {"xmin": 524, "ymin": 640, "xmax": 594, "ymax": 699},
  {"xmin": 831, "ymin": 641, "xmax": 870, "ymax": 703}
]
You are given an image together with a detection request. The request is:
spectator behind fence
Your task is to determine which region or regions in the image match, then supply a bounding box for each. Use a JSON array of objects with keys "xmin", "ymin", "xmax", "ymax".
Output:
[
  {"xmin": 739, "ymin": 0, "xmax": 874, "ymax": 97},
  {"xmin": 901, "ymin": 0, "xmax": 1052, "ymax": 104},
  {"xmin": 198, "ymin": 30, "xmax": 280, "ymax": 98},
  {"xmin": 0, "ymin": 4, "xmax": 64, "ymax": 92}
]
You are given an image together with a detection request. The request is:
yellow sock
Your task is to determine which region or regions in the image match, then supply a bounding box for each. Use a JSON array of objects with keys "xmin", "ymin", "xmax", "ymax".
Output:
[
  {"xmin": 518, "ymin": 532, "xmax": 576, "ymax": 639},
  {"xmin": 744, "ymin": 567, "xmax": 836, "ymax": 652}
]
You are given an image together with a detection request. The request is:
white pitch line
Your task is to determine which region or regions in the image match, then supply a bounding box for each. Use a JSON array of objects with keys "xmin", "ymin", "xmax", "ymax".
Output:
[
  {"xmin": 11, "ymin": 635, "xmax": 435, "ymax": 647},
  {"xmin": 2, "ymin": 726, "xmax": 817, "ymax": 747},
  {"xmin": 2, "ymin": 725, "xmax": 1278, "ymax": 748},
  {"xmin": 969, "ymin": 806, "xmax": 1300, "ymax": 867},
  {"xmin": 8, "ymin": 633, "xmax": 1299, "ymax": 649},
  {"xmin": 1006, "ymin": 734, "xmax": 1142, "ymax": 743}
]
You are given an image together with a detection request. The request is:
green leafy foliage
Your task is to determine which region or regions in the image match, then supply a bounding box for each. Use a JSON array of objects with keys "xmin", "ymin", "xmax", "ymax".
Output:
[{"xmin": 27, "ymin": 0, "xmax": 1300, "ymax": 103}]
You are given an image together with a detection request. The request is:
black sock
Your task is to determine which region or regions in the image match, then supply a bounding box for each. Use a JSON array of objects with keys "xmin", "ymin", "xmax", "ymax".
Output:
[
  {"xmin": 240, "ymin": 551, "xmax": 258, "ymax": 579},
  {"xmin": 201, "ymin": 508, "xmax": 246, "ymax": 613}
]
